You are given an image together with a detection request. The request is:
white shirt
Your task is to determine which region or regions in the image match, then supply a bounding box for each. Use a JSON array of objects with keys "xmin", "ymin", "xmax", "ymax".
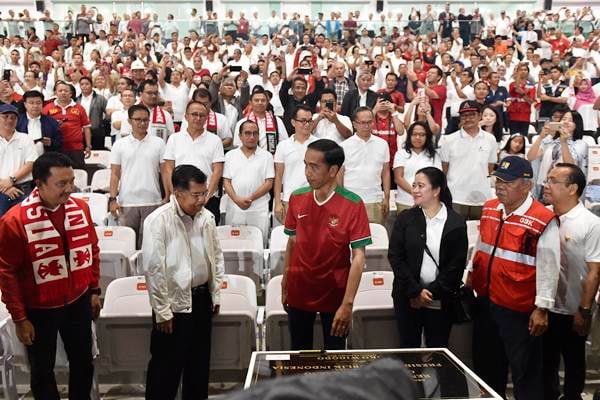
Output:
[
  {"xmin": 174, "ymin": 199, "xmax": 209, "ymax": 287},
  {"xmin": 223, "ymin": 147, "xmax": 275, "ymax": 212},
  {"xmin": 359, "ymin": 91, "xmax": 368, "ymax": 107},
  {"xmin": 181, "ymin": 112, "xmax": 232, "ymax": 141},
  {"xmin": 79, "ymin": 93, "xmax": 93, "ymax": 117},
  {"xmin": 420, "ymin": 204, "xmax": 448, "ymax": 309},
  {"xmin": 26, "ymin": 114, "xmax": 44, "ymax": 155},
  {"xmin": 551, "ymin": 203, "xmax": 600, "ymax": 315},
  {"xmin": 393, "ymin": 149, "xmax": 442, "ymax": 206},
  {"xmin": 233, "ymin": 115, "xmax": 289, "ymax": 150},
  {"xmin": 494, "ymin": 196, "xmax": 560, "ymax": 309},
  {"xmin": 163, "ymin": 129, "xmax": 225, "ymax": 187},
  {"xmin": 110, "ymin": 133, "xmax": 165, "ymax": 207},
  {"xmin": 159, "ymin": 82, "xmax": 191, "ymax": 122},
  {"xmin": 0, "ymin": 131, "xmax": 38, "ymax": 183},
  {"xmin": 312, "ymin": 113, "xmax": 352, "ymax": 144},
  {"xmin": 439, "ymin": 129, "xmax": 497, "ymax": 206},
  {"xmin": 111, "ymin": 109, "xmax": 132, "ymax": 138},
  {"xmin": 273, "ymin": 134, "xmax": 319, "ymax": 202},
  {"xmin": 340, "ymin": 134, "xmax": 390, "ymax": 203}
]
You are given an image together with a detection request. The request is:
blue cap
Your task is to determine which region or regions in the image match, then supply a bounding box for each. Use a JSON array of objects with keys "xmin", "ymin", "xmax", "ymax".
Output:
[
  {"xmin": 494, "ymin": 156, "xmax": 533, "ymax": 182},
  {"xmin": 0, "ymin": 103, "xmax": 18, "ymax": 115}
]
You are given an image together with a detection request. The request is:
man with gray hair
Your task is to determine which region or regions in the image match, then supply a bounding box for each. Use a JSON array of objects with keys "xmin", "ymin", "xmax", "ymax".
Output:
[
  {"xmin": 325, "ymin": 62, "xmax": 356, "ymax": 110},
  {"xmin": 340, "ymin": 72, "xmax": 377, "ymax": 117}
]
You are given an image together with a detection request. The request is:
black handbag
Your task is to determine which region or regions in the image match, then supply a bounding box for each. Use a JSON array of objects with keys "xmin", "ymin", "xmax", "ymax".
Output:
[{"xmin": 422, "ymin": 242, "xmax": 474, "ymax": 324}]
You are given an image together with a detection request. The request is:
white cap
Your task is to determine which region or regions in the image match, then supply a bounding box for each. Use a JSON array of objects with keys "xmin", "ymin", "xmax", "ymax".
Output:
[{"xmin": 131, "ymin": 60, "xmax": 145, "ymax": 70}]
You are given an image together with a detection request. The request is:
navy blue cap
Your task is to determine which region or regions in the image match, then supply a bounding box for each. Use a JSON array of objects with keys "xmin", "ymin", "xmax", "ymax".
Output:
[
  {"xmin": 458, "ymin": 100, "xmax": 481, "ymax": 114},
  {"xmin": 0, "ymin": 103, "xmax": 18, "ymax": 115},
  {"xmin": 494, "ymin": 156, "xmax": 533, "ymax": 181}
]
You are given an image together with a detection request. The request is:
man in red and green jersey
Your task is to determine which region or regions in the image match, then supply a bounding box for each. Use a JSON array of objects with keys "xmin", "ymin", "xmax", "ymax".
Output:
[{"xmin": 282, "ymin": 138, "xmax": 372, "ymax": 350}]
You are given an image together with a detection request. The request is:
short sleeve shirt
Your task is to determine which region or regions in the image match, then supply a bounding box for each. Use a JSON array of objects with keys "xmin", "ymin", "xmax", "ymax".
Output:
[
  {"xmin": 283, "ymin": 186, "xmax": 372, "ymax": 312},
  {"xmin": 43, "ymin": 100, "xmax": 90, "ymax": 151}
]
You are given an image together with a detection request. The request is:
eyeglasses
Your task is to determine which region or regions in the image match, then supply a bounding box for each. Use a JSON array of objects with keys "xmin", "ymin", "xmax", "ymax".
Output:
[
  {"xmin": 187, "ymin": 112, "xmax": 208, "ymax": 119},
  {"xmin": 294, "ymin": 119, "xmax": 312, "ymax": 125},
  {"xmin": 187, "ymin": 190, "xmax": 209, "ymax": 199},
  {"xmin": 143, "ymin": 91, "xmax": 159, "ymax": 96},
  {"xmin": 354, "ymin": 120, "xmax": 373, "ymax": 125},
  {"xmin": 543, "ymin": 178, "xmax": 570, "ymax": 185},
  {"xmin": 130, "ymin": 118, "xmax": 149, "ymax": 123}
]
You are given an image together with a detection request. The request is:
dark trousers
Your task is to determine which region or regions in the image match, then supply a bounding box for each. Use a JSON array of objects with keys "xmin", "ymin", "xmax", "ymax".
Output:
[
  {"xmin": 205, "ymin": 196, "xmax": 221, "ymax": 225},
  {"xmin": 445, "ymin": 115, "xmax": 460, "ymax": 135},
  {"xmin": 472, "ymin": 297, "xmax": 543, "ymax": 400},
  {"xmin": 509, "ymin": 120, "xmax": 531, "ymax": 136},
  {"xmin": 63, "ymin": 150, "xmax": 85, "ymax": 170},
  {"xmin": 26, "ymin": 292, "xmax": 93, "ymax": 400},
  {"xmin": 393, "ymin": 298, "xmax": 452, "ymax": 348},
  {"xmin": 542, "ymin": 312, "xmax": 586, "ymax": 400},
  {"xmin": 145, "ymin": 286, "xmax": 213, "ymax": 400},
  {"xmin": 286, "ymin": 305, "xmax": 345, "ymax": 350},
  {"xmin": 0, "ymin": 181, "xmax": 33, "ymax": 216}
]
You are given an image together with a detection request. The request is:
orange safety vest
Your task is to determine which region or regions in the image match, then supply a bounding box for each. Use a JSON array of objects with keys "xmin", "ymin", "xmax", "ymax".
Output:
[{"xmin": 471, "ymin": 198, "xmax": 556, "ymax": 313}]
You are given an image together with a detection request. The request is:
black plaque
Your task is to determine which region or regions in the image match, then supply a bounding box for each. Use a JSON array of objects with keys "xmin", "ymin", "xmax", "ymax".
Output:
[{"xmin": 244, "ymin": 348, "xmax": 501, "ymax": 399}]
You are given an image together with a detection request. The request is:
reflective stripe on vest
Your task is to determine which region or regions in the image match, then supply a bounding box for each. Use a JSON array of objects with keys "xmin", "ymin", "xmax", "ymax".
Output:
[{"xmin": 477, "ymin": 241, "xmax": 536, "ymax": 267}]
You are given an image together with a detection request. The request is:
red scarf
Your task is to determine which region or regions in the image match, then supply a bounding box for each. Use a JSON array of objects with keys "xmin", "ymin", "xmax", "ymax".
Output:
[
  {"xmin": 20, "ymin": 189, "xmax": 95, "ymax": 304},
  {"xmin": 140, "ymin": 100, "xmax": 166, "ymax": 124},
  {"xmin": 247, "ymin": 111, "xmax": 278, "ymax": 154},
  {"xmin": 206, "ymin": 110, "xmax": 218, "ymax": 133}
]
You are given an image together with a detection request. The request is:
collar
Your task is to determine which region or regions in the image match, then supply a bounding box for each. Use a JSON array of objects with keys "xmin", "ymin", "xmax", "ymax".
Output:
[
  {"xmin": 558, "ymin": 202, "xmax": 585, "ymax": 222},
  {"xmin": 27, "ymin": 113, "xmax": 41, "ymax": 121},
  {"xmin": 171, "ymin": 194, "xmax": 206, "ymax": 222},
  {"xmin": 497, "ymin": 195, "xmax": 533, "ymax": 218},
  {"xmin": 54, "ymin": 99, "xmax": 76, "ymax": 109},
  {"xmin": 422, "ymin": 203, "xmax": 447, "ymax": 222},
  {"xmin": 459, "ymin": 128, "xmax": 486, "ymax": 138}
]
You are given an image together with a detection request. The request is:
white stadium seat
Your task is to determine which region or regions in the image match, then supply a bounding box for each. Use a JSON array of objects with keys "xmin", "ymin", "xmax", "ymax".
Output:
[
  {"xmin": 216, "ymin": 225, "xmax": 264, "ymax": 287},
  {"xmin": 97, "ymin": 276, "xmax": 152, "ymax": 374},
  {"xmin": 264, "ymin": 276, "xmax": 323, "ymax": 351},
  {"xmin": 71, "ymin": 193, "xmax": 109, "ymax": 226},
  {"xmin": 589, "ymin": 146, "xmax": 600, "ymax": 183},
  {"xmin": 89, "ymin": 169, "xmax": 111, "ymax": 193},
  {"xmin": 95, "ymin": 226, "xmax": 141, "ymax": 295},
  {"xmin": 364, "ymin": 223, "xmax": 390, "ymax": 272},
  {"xmin": 350, "ymin": 271, "xmax": 399, "ymax": 349},
  {"xmin": 73, "ymin": 169, "xmax": 89, "ymax": 192},
  {"xmin": 85, "ymin": 150, "xmax": 111, "ymax": 168},
  {"xmin": 267, "ymin": 226, "xmax": 288, "ymax": 279},
  {"xmin": 211, "ymin": 275, "xmax": 258, "ymax": 376}
]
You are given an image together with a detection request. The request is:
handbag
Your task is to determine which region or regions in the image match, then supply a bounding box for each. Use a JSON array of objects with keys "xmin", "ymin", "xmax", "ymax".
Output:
[{"xmin": 422, "ymin": 241, "xmax": 474, "ymax": 324}]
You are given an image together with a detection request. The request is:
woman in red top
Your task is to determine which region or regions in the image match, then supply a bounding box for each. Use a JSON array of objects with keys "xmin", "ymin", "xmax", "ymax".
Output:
[
  {"xmin": 373, "ymin": 94, "xmax": 405, "ymax": 189},
  {"xmin": 507, "ymin": 63, "xmax": 536, "ymax": 135}
]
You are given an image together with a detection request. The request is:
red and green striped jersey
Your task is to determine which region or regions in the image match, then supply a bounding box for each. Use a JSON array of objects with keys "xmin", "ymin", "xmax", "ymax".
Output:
[{"xmin": 284, "ymin": 185, "xmax": 372, "ymax": 312}]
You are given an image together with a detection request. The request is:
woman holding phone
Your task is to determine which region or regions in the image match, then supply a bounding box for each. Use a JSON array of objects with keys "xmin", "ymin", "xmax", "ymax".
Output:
[
  {"xmin": 527, "ymin": 109, "xmax": 588, "ymax": 199},
  {"xmin": 388, "ymin": 167, "xmax": 468, "ymax": 348}
]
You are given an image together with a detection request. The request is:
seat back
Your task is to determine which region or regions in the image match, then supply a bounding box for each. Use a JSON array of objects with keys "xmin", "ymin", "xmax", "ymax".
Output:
[
  {"xmin": 97, "ymin": 276, "xmax": 152, "ymax": 373},
  {"xmin": 364, "ymin": 223, "xmax": 390, "ymax": 271},
  {"xmin": 90, "ymin": 169, "xmax": 111, "ymax": 192},
  {"xmin": 71, "ymin": 193, "xmax": 108, "ymax": 226},
  {"xmin": 95, "ymin": 226, "xmax": 138, "ymax": 293},
  {"xmin": 216, "ymin": 225, "xmax": 264, "ymax": 286},
  {"xmin": 268, "ymin": 226, "xmax": 288, "ymax": 278},
  {"xmin": 466, "ymin": 220, "xmax": 480, "ymax": 248},
  {"xmin": 350, "ymin": 271, "xmax": 399, "ymax": 349},
  {"xmin": 589, "ymin": 146, "xmax": 600, "ymax": 183},
  {"xmin": 211, "ymin": 275, "xmax": 257, "ymax": 372},
  {"xmin": 264, "ymin": 276, "xmax": 323, "ymax": 351},
  {"xmin": 85, "ymin": 150, "xmax": 111, "ymax": 168},
  {"xmin": 73, "ymin": 169, "xmax": 88, "ymax": 191}
]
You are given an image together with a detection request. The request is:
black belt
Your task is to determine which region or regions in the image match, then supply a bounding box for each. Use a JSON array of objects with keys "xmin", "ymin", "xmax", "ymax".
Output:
[{"xmin": 191, "ymin": 283, "xmax": 209, "ymax": 295}]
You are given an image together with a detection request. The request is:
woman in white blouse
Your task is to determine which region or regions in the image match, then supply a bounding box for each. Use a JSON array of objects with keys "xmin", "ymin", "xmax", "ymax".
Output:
[{"xmin": 394, "ymin": 121, "xmax": 442, "ymax": 212}]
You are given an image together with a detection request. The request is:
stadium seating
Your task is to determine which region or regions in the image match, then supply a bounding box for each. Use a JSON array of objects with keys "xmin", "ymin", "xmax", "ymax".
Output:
[
  {"xmin": 71, "ymin": 192, "xmax": 109, "ymax": 226},
  {"xmin": 350, "ymin": 271, "xmax": 399, "ymax": 349},
  {"xmin": 89, "ymin": 168, "xmax": 111, "ymax": 193},
  {"xmin": 364, "ymin": 223, "xmax": 391, "ymax": 272},
  {"xmin": 95, "ymin": 226, "xmax": 141, "ymax": 295},
  {"xmin": 73, "ymin": 169, "xmax": 89, "ymax": 192},
  {"xmin": 216, "ymin": 225, "xmax": 264, "ymax": 287},
  {"xmin": 267, "ymin": 225, "xmax": 288, "ymax": 279},
  {"xmin": 85, "ymin": 150, "xmax": 111, "ymax": 168}
]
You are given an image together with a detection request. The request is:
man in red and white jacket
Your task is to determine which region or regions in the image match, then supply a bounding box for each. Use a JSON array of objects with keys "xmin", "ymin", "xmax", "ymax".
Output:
[{"xmin": 0, "ymin": 152, "xmax": 101, "ymax": 400}]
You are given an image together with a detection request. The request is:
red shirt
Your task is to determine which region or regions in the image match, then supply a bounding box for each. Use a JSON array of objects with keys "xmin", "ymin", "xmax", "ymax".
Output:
[
  {"xmin": 43, "ymin": 100, "xmax": 90, "ymax": 151},
  {"xmin": 429, "ymin": 84, "xmax": 447, "ymax": 127},
  {"xmin": 508, "ymin": 82, "xmax": 535, "ymax": 122},
  {"xmin": 0, "ymin": 198, "xmax": 100, "ymax": 321},
  {"xmin": 41, "ymin": 38, "xmax": 63, "ymax": 56},
  {"xmin": 373, "ymin": 113, "xmax": 400, "ymax": 165},
  {"xmin": 550, "ymin": 37, "xmax": 571, "ymax": 57},
  {"xmin": 284, "ymin": 186, "xmax": 372, "ymax": 312},
  {"xmin": 377, "ymin": 89, "xmax": 405, "ymax": 110}
]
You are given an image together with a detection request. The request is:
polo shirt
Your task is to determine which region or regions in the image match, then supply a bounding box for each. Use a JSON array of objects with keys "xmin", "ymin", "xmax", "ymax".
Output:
[
  {"xmin": 0, "ymin": 131, "xmax": 38, "ymax": 183},
  {"xmin": 163, "ymin": 129, "xmax": 225, "ymax": 187},
  {"xmin": 223, "ymin": 147, "xmax": 275, "ymax": 212},
  {"xmin": 110, "ymin": 133, "xmax": 165, "ymax": 207},
  {"xmin": 550, "ymin": 203, "xmax": 600, "ymax": 315},
  {"xmin": 43, "ymin": 100, "xmax": 90, "ymax": 151},
  {"xmin": 159, "ymin": 82, "xmax": 191, "ymax": 122},
  {"xmin": 180, "ymin": 111, "xmax": 232, "ymax": 141},
  {"xmin": 312, "ymin": 113, "xmax": 352, "ymax": 144},
  {"xmin": 393, "ymin": 149, "xmax": 442, "ymax": 206},
  {"xmin": 428, "ymin": 84, "xmax": 447, "ymax": 126},
  {"xmin": 273, "ymin": 134, "xmax": 319, "ymax": 202},
  {"xmin": 340, "ymin": 134, "xmax": 390, "ymax": 204},
  {"xmin": 284, "ymin": 186, "xmax": 372, "ymax": 312},
  {"xmin": 439, "ymin": 128, "xmax": 497, "ymax": 206}
]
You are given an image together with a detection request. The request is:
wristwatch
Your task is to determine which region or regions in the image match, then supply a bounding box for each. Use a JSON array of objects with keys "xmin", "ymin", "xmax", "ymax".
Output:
[
  {"xmin": 578, "ymin": 305, "xmax": 592, "ymax": 318},
  {"xmin": 108, "ymin": 197, "xmax": 117, "ymax": 203},
  {"xmin": 9, "ymin": 176, "xmax": 17, "ymax": 185}
]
